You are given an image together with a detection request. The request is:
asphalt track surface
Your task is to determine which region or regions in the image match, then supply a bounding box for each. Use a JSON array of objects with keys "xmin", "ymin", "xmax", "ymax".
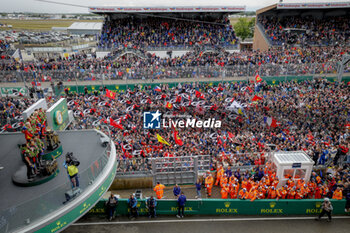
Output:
[{"xmin": 63, "ymin": 216, "xmax": 350, "ymax": 233}]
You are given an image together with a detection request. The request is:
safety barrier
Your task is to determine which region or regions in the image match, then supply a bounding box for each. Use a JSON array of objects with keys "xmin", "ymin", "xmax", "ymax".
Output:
[
  {"xmin": 88, "ymin": 199, "xmax": 347, "ymax": 216},
  {"xmin": 49, "ymin": 75, "xmax": 350, "ymax": 96}
]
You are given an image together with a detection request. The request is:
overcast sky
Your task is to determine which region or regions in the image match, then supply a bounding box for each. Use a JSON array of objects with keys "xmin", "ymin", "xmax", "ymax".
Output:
[{"xmin": 1, "ymin": 0, "xmax": 345, "ymax": 13}]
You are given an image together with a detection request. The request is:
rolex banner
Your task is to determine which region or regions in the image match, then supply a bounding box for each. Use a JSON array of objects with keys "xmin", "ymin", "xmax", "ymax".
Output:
[{"xmin": 46, "ymin": 98, "xmax": 70, "ymax": 131}]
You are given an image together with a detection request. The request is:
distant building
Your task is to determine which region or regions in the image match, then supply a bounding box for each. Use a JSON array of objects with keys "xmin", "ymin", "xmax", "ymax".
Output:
[
  {"xmin": 51, "ymin": 27, "xmax": 68, "ymax": 33},
  {"xmin": 67, "ymin": 22, "xmax": 103, "ymax": 35}
]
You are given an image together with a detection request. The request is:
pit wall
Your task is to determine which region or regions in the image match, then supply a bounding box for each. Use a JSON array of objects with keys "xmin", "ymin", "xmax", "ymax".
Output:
[{"xmin": 88, "ymin": 199, "xmax": 347, "ymax": 216}]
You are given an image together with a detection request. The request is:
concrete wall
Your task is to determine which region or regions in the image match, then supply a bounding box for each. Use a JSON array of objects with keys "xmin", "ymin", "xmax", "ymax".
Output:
[
  {"xmin": 253, "ymin": 24, "xmax": 270, "ymax": 51},
  {"xmin": 110, "ymin": 176, "xmax": 153, "ymax": 190}
]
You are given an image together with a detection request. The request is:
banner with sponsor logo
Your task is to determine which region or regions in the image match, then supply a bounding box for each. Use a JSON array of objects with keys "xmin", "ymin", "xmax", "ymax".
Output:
[
  {"xmin": 46, "ymin": 98, "xmax": 70, "ymax": 131},
  {"xmin": 88, "ymin": 199, "xmax": 346, "ymax": 216},
  {"xmin": 277, "ymin": 2, "xmax": 350, "ymax": 9},
  {"xmin": 89, "ymin": 6, "xmax": 245, "ymax": 13},
  {"xmin": 0, "ymin": 87, "xmax": 28, "ymax": 97}
]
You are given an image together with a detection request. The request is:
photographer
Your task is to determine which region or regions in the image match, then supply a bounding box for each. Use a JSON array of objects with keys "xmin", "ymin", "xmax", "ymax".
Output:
[
  {"xmin": 65, "ymin": 153, "xmax": 80, "ymax": 189},
  {"xmin": 106, "ymin": 193, "xmax": 119, "ymax": 221},
  {"xmin": 146, "ymin": 195, "xmax": 157, "ymax": 218}
]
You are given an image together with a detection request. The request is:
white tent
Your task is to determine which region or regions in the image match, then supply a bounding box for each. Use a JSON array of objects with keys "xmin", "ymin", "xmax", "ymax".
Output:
[{"xmin": 272, "ymin": 151, "xmax": 314, "ymax": 187}]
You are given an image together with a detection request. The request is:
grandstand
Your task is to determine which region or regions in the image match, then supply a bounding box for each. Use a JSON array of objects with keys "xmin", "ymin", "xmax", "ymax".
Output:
[
  {"xmin": 253, "ymin": 2, "xmax": 350, "ymax": 50},
  {"xmin": 89, "ymin": 5, "xmax": 245, "ymax": 57},
  {"xmin": 1, "ymin": 1, "xmax": 350, "ymax": 232}
]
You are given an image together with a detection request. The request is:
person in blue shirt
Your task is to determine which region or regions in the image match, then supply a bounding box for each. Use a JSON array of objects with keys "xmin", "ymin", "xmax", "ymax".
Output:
[
  {"xmin": 195, "ymin": 179, "xmax": 202, "ymax": 198},
  {"xmin": 177, "ymin": 192, "xmax": 187, "ymax": 218},
  {"xmin": 225, "ymin": 166, "xmax": 232, "ymax": 178},
  {"xmin": 127, "ymin": 194, "xmax": 138, "ymax": 219},
  {"xmin": 173, "ymin": 184, "xmax": 181, "ymax": 198}
]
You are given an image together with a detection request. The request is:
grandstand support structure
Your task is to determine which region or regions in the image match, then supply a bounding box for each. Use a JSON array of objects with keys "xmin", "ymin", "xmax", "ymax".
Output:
[
  {"xmin": 337, "ymin": 55, "xmax": 350, "ymax": 82},
  {"xmin": 151, "ymin": 155, "xmax": 210, "ymax": 185}
]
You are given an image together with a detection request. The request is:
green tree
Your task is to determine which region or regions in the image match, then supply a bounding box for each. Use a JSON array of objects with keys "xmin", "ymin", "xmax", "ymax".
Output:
[{"xmin": 234, "ymin": 17, "xmax": 255, "ymax": 41}]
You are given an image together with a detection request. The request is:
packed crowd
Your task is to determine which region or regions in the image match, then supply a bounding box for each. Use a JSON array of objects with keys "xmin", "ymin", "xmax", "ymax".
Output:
[
  {"xmin": 0, "ymin": 45, "xmax": 348, "ymax": 82},
  {"xmin": 61, "ymin": 78, "xmax": 350, "ymax": 174},
  {"xmin": 98, "ymin": 17, "xmax": 237, "ymax": 49},
  {"xmin": 208, "ymin": 162, "xmax": 349, "ymax": 201},
  {"xmin": 0, "ymin": 39, "xmax": 12, "ymax": 60},
  {"xmin": 0, "ymin": 97, "xmax": 36, "ymax": 129},
  {"xmin": 259, "ymin": 15, "xmax": 350, "ymax": 46}
]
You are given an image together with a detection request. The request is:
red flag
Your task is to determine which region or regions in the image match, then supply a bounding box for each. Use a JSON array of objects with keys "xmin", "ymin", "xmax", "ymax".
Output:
[
  {"xmin": 217, "ymin": 136, "xmax": 222, "ymax": 145},
  {"xmin": 210, "ymin": 104, "xmax": 218, "ymax": 111},
  {"xmin": 174, "ymin": 130, "xmax": 183, "ymax": 146},
  {"xmin": 227, "ymin": 132, "xmax": 234, "ymax": 139},
  {"xmin": 166, "ymin": 102, "xmax": 173, "ymax": 110},
  {"xmin": 110, "ymin": 118, "xmax": 124, "ymax": 130},
  {"xmin": 255, "ymin": 74, "xmax": 262, "ymax": 83},
  {"xmin": 106, "ymin": 89, "xmax": 116, "ymax": 99},
  {"xmin": 247, "ymin": 86, "xmax": 253, "ymax": 93},
  {"xmin": 252, "ymin": 95, "xmax": 263, "ymax": 102},
  {"xmin": 176, "ymin": 95, "xmax": 182, "ymax": 103}
]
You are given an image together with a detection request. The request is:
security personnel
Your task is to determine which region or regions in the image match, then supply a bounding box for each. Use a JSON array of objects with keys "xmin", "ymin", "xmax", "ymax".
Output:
[
  {"xmin": 268, "ymin": 186, "xmax": 278, "ymax": 199},
  {"xmin": 146, "ymin": 196, "xmax": 157, "ymax": 218},
  {"xmin": 221, "ymin": 183, "xmax": 229, "ymax": 199},
  {"xmin": 205, "ymin": 173, "xmax": 214, "ymax": 197},
  {"xmin": 215, "ymin": 165, "xmax": 224, "ymax": 186},
  {"xmin": 238, "ymin": 188, "xmax": 248, "ymax": 200},
  {"xmin": 332, "ymin": 187, "xmax": 343, "ymax": 200},
  {"xmin": 154, "ymin": 182, "xmax": 165, "ymax": 199},
  {"xmin": 220, "ymin": 173, "xmax": 228, "ymax": 188}
]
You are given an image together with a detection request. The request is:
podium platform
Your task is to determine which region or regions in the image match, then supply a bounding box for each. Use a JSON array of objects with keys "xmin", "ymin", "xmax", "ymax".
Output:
[
  {"xmin": 0, "ymin": 130, "xmax": 117, "ymax": 233},
  {"xmin": 12, "ymin": 165, "xmax": 59, "ymax": 187}
]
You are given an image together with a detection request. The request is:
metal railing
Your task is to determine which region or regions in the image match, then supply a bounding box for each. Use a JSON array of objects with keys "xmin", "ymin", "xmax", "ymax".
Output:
[
  {"xmin": 0, "ymin": 62, "xmax": 346, "ymax": 83},
  {"xmin": 97, "ymin": 44, "xmax": 238, "ymax": 52}
]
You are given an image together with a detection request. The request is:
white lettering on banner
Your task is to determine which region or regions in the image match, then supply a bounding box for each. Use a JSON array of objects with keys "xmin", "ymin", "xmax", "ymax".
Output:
[
  {"xmin": 186, "ymin": 118, "xmax": 196, "ymax": 127},
  {"xmin": 162, "ymin": 118, "xmax": 221, "ymax": 128}
]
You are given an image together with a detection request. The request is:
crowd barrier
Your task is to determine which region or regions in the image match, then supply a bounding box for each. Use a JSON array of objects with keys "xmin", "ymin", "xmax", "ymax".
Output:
[
  {"xmin": 1, "ymin": 61, "xmax": 347, "ymax": 84},
  {"xmin": 88, "ymin": 199, "xmax": 347, "ymax": 216},
  {"xmin": 52, "ymin": 75, "xmax": 350, "ymax": 96}
]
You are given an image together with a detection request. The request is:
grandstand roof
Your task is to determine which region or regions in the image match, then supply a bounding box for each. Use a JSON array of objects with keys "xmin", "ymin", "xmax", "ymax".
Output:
[
  {"xmin": 68, "ymin": 22, "xmax": 103, "ymax": 31},
  {"xmin": 257, "ymin": 1, "xmax": 350, "ymax": 14},
  {"xmin": 277, "ymin": 1, "xmax": 350, "ymax": 9},
  {"xmin": 274, "ymin": 151, "xmax": 314, "ymax": 165},
  {"xmin": 88, "ymin": 5, "xmax": 245, "ymax": 14}
]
